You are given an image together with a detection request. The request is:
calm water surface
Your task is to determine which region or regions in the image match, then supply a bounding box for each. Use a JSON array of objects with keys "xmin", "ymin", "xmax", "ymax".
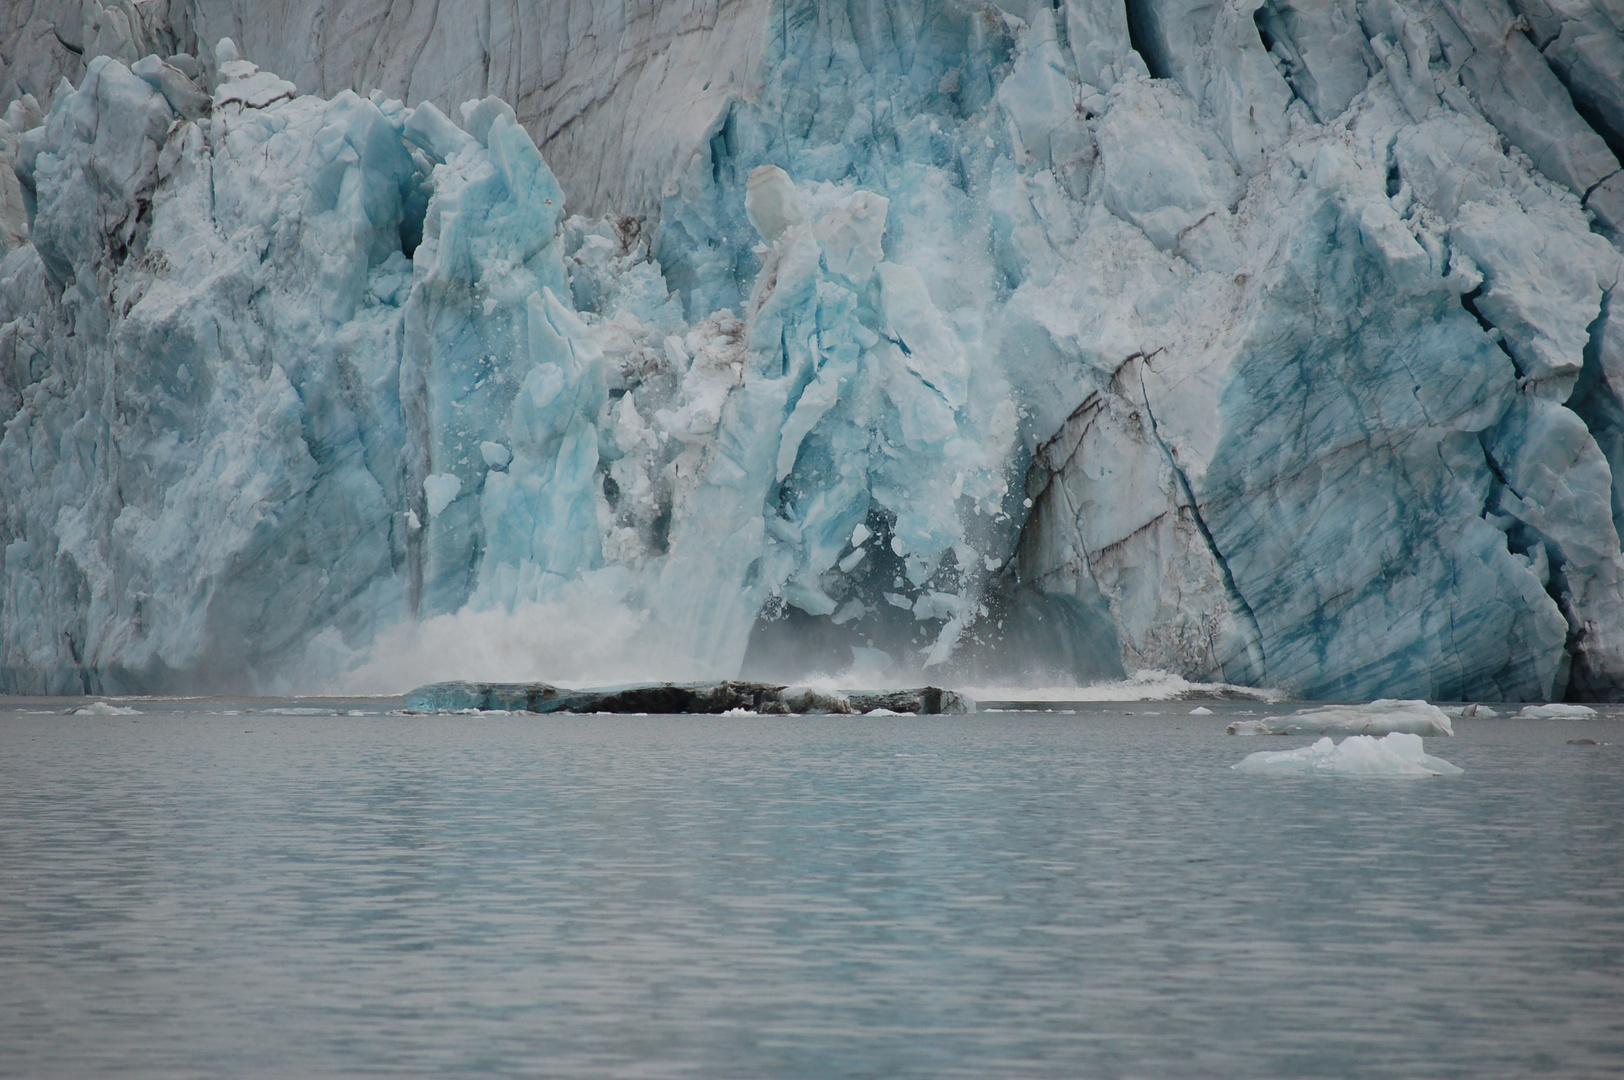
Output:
[{"xmin": 1, "ymin": 699, "xmax": 1620, "ymax": 1078}]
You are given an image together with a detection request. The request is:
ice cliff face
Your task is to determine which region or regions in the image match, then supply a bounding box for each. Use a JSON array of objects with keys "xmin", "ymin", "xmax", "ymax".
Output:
[{"xmin": 1, "ymin": 0, "xmax": 1621, "ymax": 699}]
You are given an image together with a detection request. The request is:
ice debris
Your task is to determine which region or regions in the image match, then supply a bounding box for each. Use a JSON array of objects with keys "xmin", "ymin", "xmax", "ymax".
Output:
[
  {"xmin": 1227, "ymin": 699, "xmax": 1455, "ymax": 736},
  {"xmin": 403, "ymin": 680, "xmax": 976, "ymax": 715},
  {"xmin": 1233, "ymin": 733, "xmax": 1464, "ymax": 776}
]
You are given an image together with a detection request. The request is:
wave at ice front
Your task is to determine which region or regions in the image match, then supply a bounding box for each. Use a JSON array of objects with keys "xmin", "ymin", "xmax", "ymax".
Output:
[
  {"xmin": 2, "ymin": 1, "xmax": 1623, "ymax": 701},
  {"xmin": 1233, "ymin": 733, "xmax": 1464, "ymax": 776},
  {"xmin": 324, "ymin": 573, "xmax": 658, "ymax": 695},
  {"xmin": 965, "ymin": 669, "xmax": 1282, "ymax": 703}
]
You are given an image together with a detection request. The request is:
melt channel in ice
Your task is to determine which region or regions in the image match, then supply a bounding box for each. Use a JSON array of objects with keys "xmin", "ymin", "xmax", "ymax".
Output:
[{"xmin": 1232, "ymin": 732, "xmax": 1464, "ymax": 776}]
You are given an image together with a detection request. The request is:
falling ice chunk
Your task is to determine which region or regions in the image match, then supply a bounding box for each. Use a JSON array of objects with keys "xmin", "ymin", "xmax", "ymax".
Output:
[{"xmin": 423, "ymin": 473, "xmax": 463, "ymax": 517}]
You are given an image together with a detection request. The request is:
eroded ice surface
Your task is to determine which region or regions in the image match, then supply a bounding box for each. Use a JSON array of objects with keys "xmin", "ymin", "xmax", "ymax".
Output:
[
  {"xmin": 1, "ymin": 2, "xmax": 1622, "ymax": 700},
  {"xmin": 1232, "ymin": 732, "xmax": 1465, "ymax": 776}
]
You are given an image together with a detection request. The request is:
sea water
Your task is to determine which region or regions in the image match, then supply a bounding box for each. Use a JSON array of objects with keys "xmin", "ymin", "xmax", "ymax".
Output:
[{"xmin": 1, "ymin": 699, "xmax": 1620, "ymax": 1078}]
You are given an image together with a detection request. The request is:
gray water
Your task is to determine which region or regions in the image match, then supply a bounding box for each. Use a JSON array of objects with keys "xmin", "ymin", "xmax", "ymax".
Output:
[{"xmin": 1, "ymin": 699, "xmax": 1620, "ymax": 1079}]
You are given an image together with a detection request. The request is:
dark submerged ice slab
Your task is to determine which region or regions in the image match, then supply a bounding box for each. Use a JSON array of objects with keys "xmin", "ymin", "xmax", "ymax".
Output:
[{"xmin": 403, "ymin": 680, "xmax": 976, "ymax": 715}]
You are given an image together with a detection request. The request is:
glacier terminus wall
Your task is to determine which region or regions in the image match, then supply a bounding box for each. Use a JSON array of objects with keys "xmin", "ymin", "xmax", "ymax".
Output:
[{"xmin": 1, "ymin": 0, "xmax": 1622, "ymax": 699}]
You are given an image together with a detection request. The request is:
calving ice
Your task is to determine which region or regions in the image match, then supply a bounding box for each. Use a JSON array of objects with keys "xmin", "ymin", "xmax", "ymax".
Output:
[{"xmin": 0, "ymin": 0, "xmax": 1621, "ymax": 700}]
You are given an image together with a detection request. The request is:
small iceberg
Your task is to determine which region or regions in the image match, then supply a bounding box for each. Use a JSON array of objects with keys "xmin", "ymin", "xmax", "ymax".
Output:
[
  {"xmin": 1226, "ymin": 719, "xmax": 1273, "ymax": 735},
  {"xmin": 71, "ymin": 701, "xmax": 141, "ymax": 716},
  {"xmin": 1516, "ymin": 704, "xmax": 1598, "ymax": 719},
  {"xmin": 1227, "ymin": 699, "xmax": 1453, "ymax": 737},
  {"xmin": 1233, "ymin": 733, "xmax": 1463, "ymax": 777}
]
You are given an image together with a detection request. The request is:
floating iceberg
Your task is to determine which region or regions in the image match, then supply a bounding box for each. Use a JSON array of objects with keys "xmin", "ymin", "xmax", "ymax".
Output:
[
  {"xmin": 1516, "ymin": 703, "xmax": 1599, "ymax": 719},
  {"xmin": 1233, "ymin": 733, "xmax": 1464, "ymax": 776},
  {"xmin": 1, "ymin": 2, "xmax": 1622, "ymax": 702},
  {"xmin": 1228, "ymin": 699, "xmax": 1455, "ymax": 736},
  {"xmin": 71, "ymin": 701, "xmax": 140, "ymax": 715}
]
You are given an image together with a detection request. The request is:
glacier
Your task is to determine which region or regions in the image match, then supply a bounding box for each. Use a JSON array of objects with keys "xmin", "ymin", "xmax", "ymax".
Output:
[{"xmin": 1, "ymin": 0, "xmax": 1622, "ymax": 700}]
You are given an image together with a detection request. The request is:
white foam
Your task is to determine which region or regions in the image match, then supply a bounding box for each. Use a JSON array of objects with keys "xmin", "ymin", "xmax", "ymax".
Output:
[
  {"xmin": 1233, "ymin": 733, "xmax": 1464, "ymax": 777},
  {"xmin": 330, "ymin": 574, "xmax": 661, "ymax": 694},
  {"xmin": 963, "ymin": 669, "xmax": 1281, "ymax": 703}
]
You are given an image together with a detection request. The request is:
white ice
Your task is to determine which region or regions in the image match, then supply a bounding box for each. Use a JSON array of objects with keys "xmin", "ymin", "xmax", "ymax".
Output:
[
  {"xmin": 1233, "ymin": 732, "xmax": 1465, "ymax": 776},
  {"xmin": 71, "ymin": 701, "xmax": 140, "ymax": 715},
  {"xmin": 1516, "ymin": 703, "xmax": 1600, "ymax": 719},
  {"xmin": 1229, "ymin": 699, "xmax": 1455, "ymax": 736}
]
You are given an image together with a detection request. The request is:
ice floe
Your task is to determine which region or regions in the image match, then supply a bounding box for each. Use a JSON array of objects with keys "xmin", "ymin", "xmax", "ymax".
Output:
[
  {"xmin": 1517, "ymin": 704, "xmax": 1599, "ymax": 719},
  {"xmin": 1227, "ymin": 699, "xmax": 1454, "ymax": 737},
  {"xmin": 1233, "ymin": 733, "xmax": 1464, "ymax": 777}
]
